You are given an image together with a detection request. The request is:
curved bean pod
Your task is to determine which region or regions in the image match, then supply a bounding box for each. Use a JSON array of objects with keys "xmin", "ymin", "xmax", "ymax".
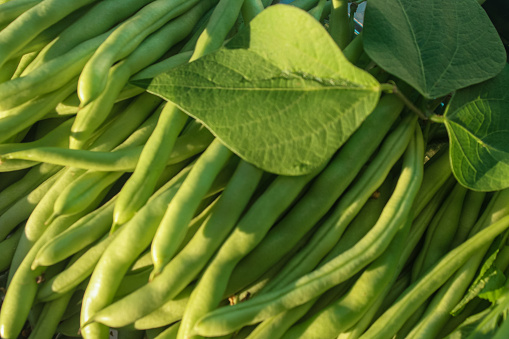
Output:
[
  {"xmin": 77, "ymin": 0, "xmax": 201, "ymax": 104},
  {"xmin": 0, "ymin": 0, "xmax": 98, "ymax": 69},
  {"xmin": 89, "ymin": 160, "xmax": 264, "ymax": 328},
  {"xmin": 193, "ymin": 122, "xmax": 423, "ymax": 337},
  {"xmin": 1, "ymin": 124, "xmax": 214, "ymax": 171},
  {"xmin": 226, "ymin": 94, "xmax": 405, "ymax": 295},
  {"xmin": 151, "ymin": 139, "xmax": 232, "ymax": 276},
  {"xmin": 0, "ymin": 226, "xmax": 23, "ymax": 272},
  {"xmin": 80, "ymin": 164, "xmax": 193, "ymax": 339},
  {"xmin": 261, "ymin": 114, "xmax": 416, "ymax": 293}
]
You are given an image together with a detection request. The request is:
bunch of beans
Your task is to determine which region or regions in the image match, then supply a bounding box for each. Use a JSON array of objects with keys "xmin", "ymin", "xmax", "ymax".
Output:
[{"xmin": 1, "ymin": 0, "xmax": 509, "ymax": 338}]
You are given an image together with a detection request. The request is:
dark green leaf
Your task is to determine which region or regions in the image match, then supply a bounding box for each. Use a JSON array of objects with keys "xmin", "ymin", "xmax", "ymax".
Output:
[
  {"xmin": 136, "ymin": 5, "xmax": 380, "ymax": 175},
  {"xmin": 444, "ymin": 65, "xmax": 509, "ymax": 191},
  {"xmin": 364, "ymin": 0, "xmax": 506, "ymax": 99}
]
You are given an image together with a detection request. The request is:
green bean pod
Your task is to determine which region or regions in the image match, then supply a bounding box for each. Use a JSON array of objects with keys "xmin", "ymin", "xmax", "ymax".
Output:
[
  {"xmin": 0, "ymin": 77, "xmax": 77, "ymax": 143},
  {"xmin": 134, "ymin": 285, "xmax": 194, "ymax": 330},
  {"xmin": 69, "ymin": 0, "xmax": 216, "ymax": 149},
  {"xmin": 0, "ymin": 117, "xmax": 73, "ymax": 172},
  {"xmin": 226, "ymin": 94, "xmax": 405, "ymax": 295},
  {"xmin": 411, "ymin": 182, "xmax": 468, "ymax": 281},
  {"xmin": 27, "ymin": 288, "xmax": 75, "ymax": 339},
  {"xmin": 0, "ymin": 0, "xmax": 43, "ymax": 28},
  {"xmin": 0, "ymin": 162, "xmax": 59, "ymax": 215},
  {"xmin": 1, "ymin": 124, "xmax": 214, "ymax": 171},
  {"xmin": 0, "ymin": 0, "xmax": 98, "ymax": 69},
  {"xmin": 193, "ymin": 122, "xmax": 423, "ymax": 337},
  {"xmin": 36, "ymin": 233, "xmax": 116, "ymax": 302},
  {"xmin": 151, "ymin": 139, "xmax": 232, "ymax": 276},
  {"xmin": 0, "ymin": 225, "xmax": 23, "ymax": 272},
  {"xmin": 0, "ymin": 30, "xmax": 111, "ymax": 110},
  {"xmin": 88, "ymin": 160, "xmax": 264, "ymax": 328},
  {"xmin": 25, "ymin": 0, "xmax": 155, "ymax": 70},
  {"xmin": 262, "ymin": 114, "xmax": 416, "ymax": 293},
  {"xmin": 77, "ymin": 0, "xmax": 201, "ymax": 104},
  {"xmin": 0, "ymin": 171, "xmax": 60, "ymax": 241},
  {"xmin": 80, "ymin": 164, "xmax": 193, "ymax": 339},
  {"xmin": 0, "ymin": 191, "xmax": 105, "ymax": 339},
  {"xmin": 32, "ymin": 197, "xmax": 115, "ymax": 269}
]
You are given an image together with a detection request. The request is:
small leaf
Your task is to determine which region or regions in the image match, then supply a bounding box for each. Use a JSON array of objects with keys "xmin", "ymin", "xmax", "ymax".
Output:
[
  {"xmin": 135, "ymin": 5, "xmax": 380, "ymax": 175},
  {"xmin": 444, "ymin": 64, "xmax": 509, "ymax": 191},
  {"xmin": 363, "ymin": 0, "xmax": 506, "ymax": 99}
]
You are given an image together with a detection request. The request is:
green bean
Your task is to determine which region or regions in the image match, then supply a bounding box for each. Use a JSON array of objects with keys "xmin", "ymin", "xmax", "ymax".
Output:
[
  {"xmin": 0, "ymin": 191, "xmax": 105, "ymax": 339},
  {"xmin": 88, "ymin": 160, "xmax": 265, "ymax": 328},
  {"xmin": 0, "ymin": 0, "xmax": 98, "ymax": 69},
  {"xmin": 405, "ymin": 192, "xmax": 509, "ymax": 339},
  {"xmin": 47, "ymin": 170, "xmax": 119, "ymax": 223},
  {"xmin": 80, "ymin": 164, "xmax": 193, "ymax": 339},
  {"xmin": 88, "ymin": 93, "xmax": 162, "ymax": 152},
  {"xmin": 308, "ymin": 0, "xmax": 328, "ymax": 21},
  {"xmin": 69, "ymin": 0, "xmax": 216, "ymax": 149},
  {"xmin": 33, "ymin": 197, "xmax": 116, "ymax": 269},
  {"xmin": 56, "ymin": 312, "xmax": 82, "ymax": 337},
  {"xmin": 0, "ymin": 77, "xmax": 77, "ymax": 143},
  {"xmin": 329, "ymin": 0, "xmax": 350, "ymax": 49},
  {"xmin": 36, "ymin": 234, "xmax": 116, "ymax": 302},
  {"xmin": 77, "ymin": 0, "xmax": 202, "ymax": 104},
  {"xmin": 225, "ymin": 94, "xmax": 405, "ymax": 295},
  {"xmin": 26, "ymin": 0, "xmax": 155, "ymax": 71},
  {"xmin": 151, "ymin": 139, "xmax": 232, "ymax": 276},
  {"xmin": 173, "ymin": 170, "xmax": 325, "ymax": 339},
  {"xmin": 284, "ymin": 219, "xmax": 411, "ymax": 339},
  {"xmin": 0, "ymin": 0, "xmax": 43, "ymax": 28},
  {"xmin": 27, "ymin": 288, "xmax": 75, "ymax": 339},
  {"xmin": 451, "ymin": 190, "xmax": 487, "ymax": 248},
  {"xmin": 241, "ymin": 0, "xmax": 264, "ymax": 23},
  {"xmin": 262, "ymin": 114, "xmax": 416, "ymax": 293},
  {"xmin": 134, "ymin": 285, "xmax": 194, "ymax": 330},
  {"xmin": 0, "ymin": 171, "xmax": 60, "ymax": 241},
  {"xmin": 190, "ymin": 0, "xmax": 246, "ymax": 61},
  {"xmin": 411, "ymin": 183, "xmax": 467, "ymax": 281},
  {"xmin": 0, "ymin": 226, "xmax": 23, "ymax": 272},
  {"xmin": 113, "ymin": 105, "xmax": 189, "ymax": 229},
  {"xmin": 7, "ymin": 167, "xmax": 82, "ymax": 283},
  {"xmin": 154, "ymin": 322, "xmax": 180, "ymax": 339},
  {"xmin": 1, "ymin": 123, "xmax": 214, "ymax": 171},
  {"xmin": 0, "ymin": 30, "xmax": 112, "ymax": 110},
  {"xmin": 193, "ymin": 123, "xmax": 423, "ymax": 337},
  {"xmin": 358, "ymin": 189, "xmax": 509, "ymax": 339},
  {"xmin": 0, "ymin": 162, "xmax": 59, "ymax": 214},
  {"xmin": 0, "ymin": 117, "xmax": 73, "ymax": 172},
  {"xmin": 0, "ymin": 56, "xmax": 20, "ymax": 83}
]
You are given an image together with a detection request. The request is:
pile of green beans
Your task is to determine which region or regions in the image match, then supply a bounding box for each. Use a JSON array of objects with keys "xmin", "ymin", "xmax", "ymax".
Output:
[{"xmin": 1, "ymin": 1, "xmax": 509, "ymax": 339}]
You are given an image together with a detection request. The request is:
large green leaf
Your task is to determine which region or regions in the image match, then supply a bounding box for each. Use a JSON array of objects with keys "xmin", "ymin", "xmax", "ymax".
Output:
[
  {"xmin": 444, "ymin": 64, "xmax": 509, "ymax": 191},
  {"xmin": 363, "ymin": 0, "xmax": 506, "ymax": 99},
  {"xmin": 135, "ymin": 5, "xmax": 380, "ymax": 175}
]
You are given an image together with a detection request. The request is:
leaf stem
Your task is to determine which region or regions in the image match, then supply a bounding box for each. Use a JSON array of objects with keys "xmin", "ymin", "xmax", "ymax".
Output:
[{"xmin": 380, "ymin": 83, "xmax": 428, "ymax": 120}]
